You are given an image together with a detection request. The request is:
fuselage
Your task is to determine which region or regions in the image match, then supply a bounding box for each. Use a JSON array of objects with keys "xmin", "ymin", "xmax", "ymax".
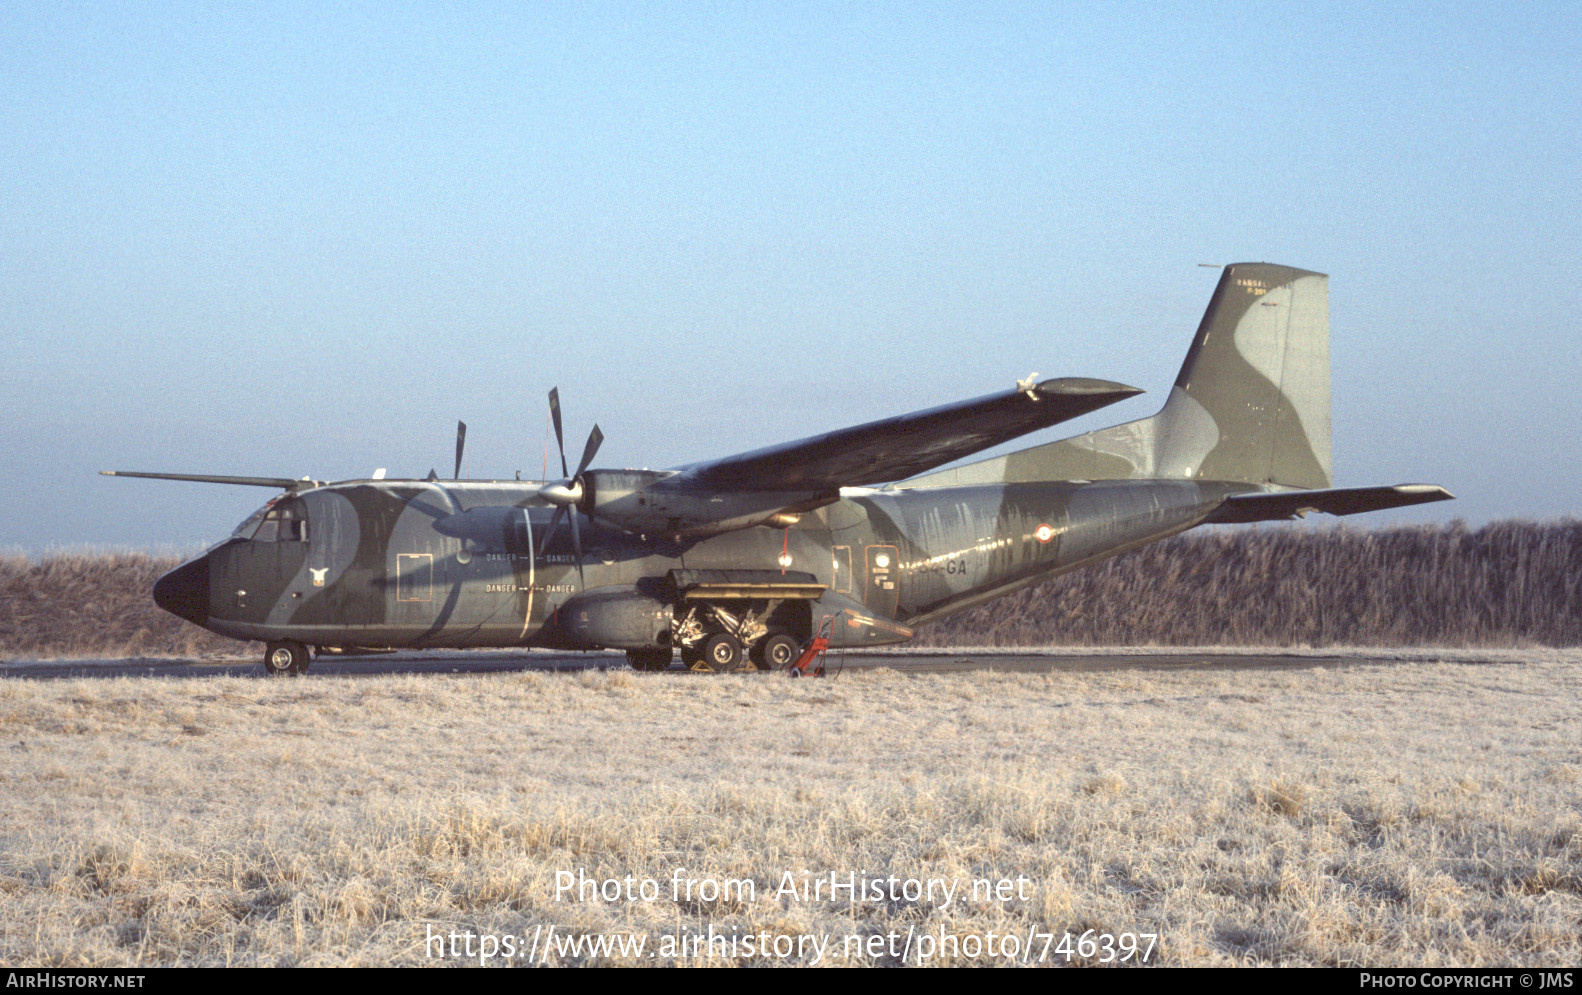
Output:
[
  {"xmin": 134, "ymin": 262, "xmax": 1454, "ymax": 670},
  {"xmin": 154, "ymin": 476, "xmax": 1251, "ymax": 652}
]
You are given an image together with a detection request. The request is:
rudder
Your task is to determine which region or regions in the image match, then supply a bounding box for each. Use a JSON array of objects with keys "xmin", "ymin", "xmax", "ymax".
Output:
[{"xmin": 1171, "ymin": 262, "xmax": 1331, "ymax": 488}]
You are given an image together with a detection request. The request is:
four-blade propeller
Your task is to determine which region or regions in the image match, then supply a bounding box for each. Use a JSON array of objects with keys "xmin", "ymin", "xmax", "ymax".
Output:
[
  {"xmin": 438, "ymin": 393, "xmax": 601, "ymax": 585},
  {"xmin": 537, "ymin": 388, "xmax": 602, "ymax": 586}
]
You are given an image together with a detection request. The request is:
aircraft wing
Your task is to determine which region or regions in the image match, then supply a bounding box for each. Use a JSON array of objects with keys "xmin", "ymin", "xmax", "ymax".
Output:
[
  {"xmin": 1202, "ymin": 484, "xmax": 1455, "ymax": 524},
  {"xmin": 100, "ymin": 470, "xmax": 313, "ymax": 490},
  {"xmin": 675, "ymin": 378, "xmax": 1143, "ymax": 491}
]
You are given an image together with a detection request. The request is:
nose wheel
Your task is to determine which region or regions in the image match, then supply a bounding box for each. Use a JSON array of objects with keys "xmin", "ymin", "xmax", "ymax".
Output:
[{"xmin": 263, "ymin": 640, "xmax": 311, "ymax": 676}]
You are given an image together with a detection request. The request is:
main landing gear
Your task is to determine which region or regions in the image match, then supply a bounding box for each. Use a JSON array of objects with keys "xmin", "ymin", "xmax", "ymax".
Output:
[
  {"xmin": 700, "ymin": 632, "xmax": 742, "ymax": 672},
  {"xmin": 669, "ymin": 601, "xmax": 809, "ymax": 674},
  {"xmin": 674, "ymin": 631, "xmax": 751, "ymax": 673},
  {"xmin": 671, "ymin": 630, "xmax": 802, "ymax": 673},
  {"xmin": 757, "ymin": 633, "xmax": 801, "ymax": 670},
  {"xmin": 263, "ymin": 640, "xmax": 311, "ymax": 676}
]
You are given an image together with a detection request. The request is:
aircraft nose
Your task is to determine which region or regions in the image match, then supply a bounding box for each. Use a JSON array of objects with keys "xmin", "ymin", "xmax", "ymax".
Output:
[{"xmin": 153, "ymin": 555, "xmax": 210, "ymax": 626}]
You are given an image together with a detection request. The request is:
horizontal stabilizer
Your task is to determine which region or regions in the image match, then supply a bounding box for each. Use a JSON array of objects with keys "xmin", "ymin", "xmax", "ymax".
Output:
[
  {"xmin": 101, "ymin": 471, "xmax": 314, "ymax": 490},
  {"xmin": 1203, "ymin": 484, "xmax": 1454, "ymax": 524},
  {"xmin": 679, "ymin": 377, "xmax": 1143, "ymax": 491}
]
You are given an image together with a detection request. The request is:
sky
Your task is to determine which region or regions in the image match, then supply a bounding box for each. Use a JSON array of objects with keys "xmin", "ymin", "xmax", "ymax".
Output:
[{"xmin": 2, "ymin": 2, "xmax": 1579, "ymax": 552}]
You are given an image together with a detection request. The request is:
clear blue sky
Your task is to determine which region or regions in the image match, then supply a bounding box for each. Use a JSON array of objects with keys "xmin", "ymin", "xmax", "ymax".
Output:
[{"xmin": 3, "ymin": 2, "xmax": 1579, "ymax": 551}]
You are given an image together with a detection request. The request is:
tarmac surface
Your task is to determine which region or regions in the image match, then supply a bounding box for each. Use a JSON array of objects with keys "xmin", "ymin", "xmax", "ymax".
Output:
[{"xmin": 0, "ymin": 647, "xmax": 1501, "ymax": 681}]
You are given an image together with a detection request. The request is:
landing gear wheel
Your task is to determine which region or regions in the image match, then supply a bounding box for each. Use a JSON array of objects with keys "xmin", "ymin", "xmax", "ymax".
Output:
[
  {"xmin": 696, "ymin": 633, "xmax": 742, "ymax": 673},
  {"xmin": 757, "ymin": 633, "xmax": 801, "ymax": 671},
  {"xmin": 263, "ymin": 640, "xmax": 309, "ymax": 677},
  {"xmin": 626, "ymin": 648, "xmax": 673, "ymax": 672}
]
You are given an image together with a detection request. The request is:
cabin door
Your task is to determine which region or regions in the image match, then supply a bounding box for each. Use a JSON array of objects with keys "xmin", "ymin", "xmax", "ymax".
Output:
[
  {"xmin": 392, "ymin": 551, "xmax": 436, "ymax": 630},
  {"xmin": 864, "ymin": 545, "xmax": 900, "ymax": 617}
]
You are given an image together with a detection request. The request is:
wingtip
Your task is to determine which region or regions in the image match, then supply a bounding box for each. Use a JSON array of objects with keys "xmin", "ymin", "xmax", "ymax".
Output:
[
  {"xmin": 1037, "ymin": 377, "xmax": 1145, "ymax": 398},
  {"xmin": 1394, "ymin": 483, "xmax": 1456, "ymax": 500}
]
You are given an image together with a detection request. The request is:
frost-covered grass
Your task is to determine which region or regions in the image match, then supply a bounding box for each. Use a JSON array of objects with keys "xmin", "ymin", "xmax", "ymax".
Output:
[{"xmin": 1, "ymin": 652, "xmax": 1578, "ymax": 966}]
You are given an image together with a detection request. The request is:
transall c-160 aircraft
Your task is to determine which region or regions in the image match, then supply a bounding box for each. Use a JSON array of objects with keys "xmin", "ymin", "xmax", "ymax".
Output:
[{"xmin": 106, "ymin": 263, "xmax": 1452, "ymax": 675}]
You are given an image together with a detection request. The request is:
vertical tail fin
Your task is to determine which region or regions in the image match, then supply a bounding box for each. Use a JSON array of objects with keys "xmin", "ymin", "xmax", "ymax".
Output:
[
  {"xmin": 1168, "ymin": 263, "xmax": 1331, "ymax": 487},
  {"xmin": 906, "ymin": 263, "xmax": 1333, "ymax": 489}
]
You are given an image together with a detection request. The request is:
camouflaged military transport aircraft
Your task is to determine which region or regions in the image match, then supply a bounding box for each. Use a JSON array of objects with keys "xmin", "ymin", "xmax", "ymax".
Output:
[{"xmin": 106, "ymin": 263, "xmax": 1451, "ymax": 675}]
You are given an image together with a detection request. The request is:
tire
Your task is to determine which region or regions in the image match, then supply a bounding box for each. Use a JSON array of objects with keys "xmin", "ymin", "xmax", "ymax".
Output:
[
  {"xmin": 263, "ymin": 640, "xmax": 308, "ymax": 677},
  {"xmin": 758, "ymin": 633, "xmax": 801, "ymax": 671},
  {"xmin": 700, "ymin": 633, "xmax": 742, "ymax": 673},
  {"xmin": 626, "ymin": 648, "xmax": 672, "ymax": 672}
]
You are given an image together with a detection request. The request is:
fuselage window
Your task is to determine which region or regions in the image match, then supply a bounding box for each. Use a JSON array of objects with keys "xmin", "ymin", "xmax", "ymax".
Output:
[{"xmin": 832, "ymin": 545, "xmax": 852, "ymax": 593}]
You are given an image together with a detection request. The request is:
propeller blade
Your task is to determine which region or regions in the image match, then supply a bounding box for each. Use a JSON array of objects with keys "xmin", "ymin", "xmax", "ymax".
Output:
[
  {"xmin": 537, "ymin": 505, "xmax": 565, "ymax": 557},
  {"xmin": 453, "ymin": 421, "xmax": 467, "ymax": 480},
  {"xmin": 569, "ymin": 501, "xmax": 585, "ymax": 588},
  {"xmin": 536, "ymin": 500, "xmax": 587, "ymax": 586},
  {"xmin": 533, "ymin": 401, "xmax": 600, "ymax": 585},
  {"xmin": 563, "ymin": 425, "xmax": 603, "ymax": 585},
  {"xmin": 575, "ymin": 425, "xmax": 604, "ymax": 478},
  {"xmin": 549, "ymin": 388, "xmax": 569, "ymax": 478}
]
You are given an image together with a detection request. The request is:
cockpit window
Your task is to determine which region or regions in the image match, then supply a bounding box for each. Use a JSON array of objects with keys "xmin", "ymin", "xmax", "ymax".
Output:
[
  {"xmin": 231, "ymin": 507, "xmax": 267, "ymax": 539},
  {"xmin": 232, "ymin": 499, "xmax": 309, "ymax": 542}
]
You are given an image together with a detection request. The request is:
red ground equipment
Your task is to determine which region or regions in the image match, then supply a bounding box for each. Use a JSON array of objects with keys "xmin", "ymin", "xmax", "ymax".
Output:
[{"xmin": 787, "ymin": 612, "xmax": 844, "ymax": 678}]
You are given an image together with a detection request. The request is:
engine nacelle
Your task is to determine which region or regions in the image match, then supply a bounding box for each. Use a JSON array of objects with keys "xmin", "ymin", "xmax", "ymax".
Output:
[
  {"xmin": 561, "ymin": 587, "xmax": 673, "ymax": 650},
  {"xmin": 582, "ymin": 470, "xmax": 834, "ymax": 537}
]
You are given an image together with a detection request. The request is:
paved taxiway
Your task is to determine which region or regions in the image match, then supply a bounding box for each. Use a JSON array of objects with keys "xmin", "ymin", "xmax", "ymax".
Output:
[{"xmin": 0, "ymin": 648, "xmax": 1505, "ymax": 681}]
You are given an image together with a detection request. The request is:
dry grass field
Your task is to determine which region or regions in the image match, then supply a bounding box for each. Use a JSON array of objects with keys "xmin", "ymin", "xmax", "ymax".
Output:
[
  {"xmin": 2, "ymin": 653, "xmax": 1579, "ymax": 966},
  {"xmin": 0, "ymin": 551, "xmax": 235, "ymax": 660},
  {"xmin": 920, "ymin": 519, "xmax": 1582, "ymax": 647}
]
